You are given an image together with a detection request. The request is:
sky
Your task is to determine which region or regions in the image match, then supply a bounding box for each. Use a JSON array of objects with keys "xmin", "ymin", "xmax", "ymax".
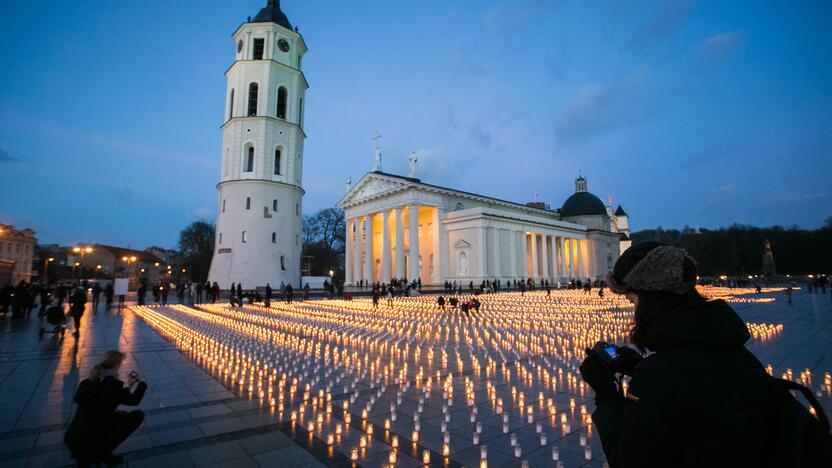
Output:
[{"xmin": 1, "ymin": 0, "xmax": 830, "ymax": 248}]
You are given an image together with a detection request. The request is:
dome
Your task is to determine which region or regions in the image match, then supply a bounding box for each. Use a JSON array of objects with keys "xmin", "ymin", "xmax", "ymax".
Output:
[
  {"xmin": 561, "ymin": 191, "xmax": 608, "ymax": 218},
  {"xmin": 561, "ymin": 174, "xmax": 608, "ymax": 218},
  {"xmin": 251, "ymin": 0, "xmax": 293, "ymax": 30}
]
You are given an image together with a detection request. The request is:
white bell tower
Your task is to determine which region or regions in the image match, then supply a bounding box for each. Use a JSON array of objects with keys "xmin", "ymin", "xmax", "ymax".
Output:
[{"xmin": 208, "ymin": 0, "xmax": 308, "ymax": 289}]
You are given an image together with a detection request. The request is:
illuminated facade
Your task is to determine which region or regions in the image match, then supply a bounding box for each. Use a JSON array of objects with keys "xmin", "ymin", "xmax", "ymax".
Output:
[{"xmin": 337, "ymin": 172, "xmax": 630, "ymax": 285}]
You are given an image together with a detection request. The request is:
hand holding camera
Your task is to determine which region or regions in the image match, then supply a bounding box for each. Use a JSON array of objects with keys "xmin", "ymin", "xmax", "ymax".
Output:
[
  {"xmin": 127, "ymin": 370, "xmax": 141, "ymax": 387},
  {"xmin": 579, "ymin": 341, "xmax": 643, "ymax": 403}
]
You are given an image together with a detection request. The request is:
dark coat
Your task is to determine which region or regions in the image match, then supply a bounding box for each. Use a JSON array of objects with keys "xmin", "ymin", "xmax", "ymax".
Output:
[
  {"xmin": 593, "ymin": 299, "xmax": 778, "ymax": 468},
  {"xmin": 69, "ymin": 290, "xmax": 86, "ymax": 316},
  {"xmin": 64, "ymin": 376, "xmax": 147, "ymax": 456}
]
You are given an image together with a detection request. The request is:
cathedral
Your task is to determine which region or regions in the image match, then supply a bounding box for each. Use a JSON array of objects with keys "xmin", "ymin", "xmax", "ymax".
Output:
[
  {"xmin": 337, "ymin": 151, "xmax": 631, "ymax": 286},
  {"xmin": 207, "ymin": 0, "xmax": 631, "ymax": 288}
]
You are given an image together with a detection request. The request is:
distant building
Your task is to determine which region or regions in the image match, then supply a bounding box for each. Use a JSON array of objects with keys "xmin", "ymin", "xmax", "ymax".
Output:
[
  {"xmin": 72, "ymin": 245, "xmax": 168, "ymax": 288},
  {"xmin": 0, "ymin": 224, "xmax": 36, "ymax": 285}
]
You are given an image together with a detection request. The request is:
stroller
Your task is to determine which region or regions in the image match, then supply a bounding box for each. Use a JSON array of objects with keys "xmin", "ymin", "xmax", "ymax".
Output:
[{"xmin": 39, "ymin": 304, "xmax": 67, "ymax": 339}]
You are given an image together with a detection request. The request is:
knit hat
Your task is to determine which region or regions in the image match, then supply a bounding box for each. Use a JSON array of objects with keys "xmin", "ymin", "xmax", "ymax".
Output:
[{"xmin": 606, "ymin": 242, "xmax": 697, "ymax": 295}]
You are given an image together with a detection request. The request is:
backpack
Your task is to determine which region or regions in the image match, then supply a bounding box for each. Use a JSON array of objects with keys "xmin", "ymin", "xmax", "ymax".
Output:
[{"xmin": 770, "ymin": 376, "xmax": 832, "ymax": 467}]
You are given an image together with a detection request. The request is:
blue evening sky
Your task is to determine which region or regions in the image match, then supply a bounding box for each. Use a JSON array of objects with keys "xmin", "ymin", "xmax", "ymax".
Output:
[{"xmin": 1, "ymin": 1, "xmax": 830, "ymax": 248}]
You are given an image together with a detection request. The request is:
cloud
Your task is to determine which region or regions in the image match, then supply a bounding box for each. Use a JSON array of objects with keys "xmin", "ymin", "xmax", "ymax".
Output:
[
  {"xmin": 192, "ymin": 207, "xmax": 213, "ymax": 219},
  {"xmin": 697, "ymin": 29, "xmax": 746, "ymax": 61},
  {"xmin": 0, "ymin": 148, "xmax": 20, "ymax": 163},
  {"xmin": 107, "ymin": 187, "xmax": 134, "ymax": 205},
  {"xmin": 710, "ymin": 183, "xmax": 738, "ymax": 194},
  {"xmin": 682, "ymin": 141, "xmax": 735, "ymax": 168},
  {"xmin": 554, "ymin": 65, "xmax": 658, "ymax": 145},
  {"xmin": 627, "ymin": 0, "xmax": 695, "ymax": 50},
  {"xmin": 770, "ymin": 191, "xmax": 826, "ymax": 203}
]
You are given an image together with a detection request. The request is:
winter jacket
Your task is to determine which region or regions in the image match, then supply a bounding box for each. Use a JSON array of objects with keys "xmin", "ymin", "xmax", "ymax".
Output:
[
  {"xmin": 593, "ymin": 299, "xmax": 778, "ymax": 468},
  {"xmin": 64, "ymin": 376, "xmax": 147, "ymax": 455}
]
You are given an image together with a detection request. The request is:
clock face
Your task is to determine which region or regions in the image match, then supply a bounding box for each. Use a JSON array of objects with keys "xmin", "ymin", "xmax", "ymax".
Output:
[
  {"xmin": 237, "ymin": 40, "xmax": 243, "ymax": 53},
  {"xmin": 278, "ymin": 39, "xmax": 290, "ymax": 53}
]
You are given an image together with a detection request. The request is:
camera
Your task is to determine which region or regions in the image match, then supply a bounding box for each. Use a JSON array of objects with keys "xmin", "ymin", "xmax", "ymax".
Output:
[
  {"xmin": 128, "ymin": 371, "xmax": 138, "ymax": 380},
  {"xmin": 591, "ymin": 341, "xmax": 625, "ymax": 371}
]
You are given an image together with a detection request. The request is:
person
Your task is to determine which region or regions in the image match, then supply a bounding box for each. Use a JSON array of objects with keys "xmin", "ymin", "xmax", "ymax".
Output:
[
  {"xmin": 372, "ymin": 289, "xmax": 379, "ymax": 309},
  {"xmin": 303, "ymin": 283, "xmax": 310, "ymax": 301},
  {"xmin": 161, "ymin": 283, "xmax": 170, "ymax": 305},
  {"xmin": 68, "ymin": 287, "xmax": 86, "ymax": 337},
  {"xmin": 386, "ymin": 288, "xmax": 393, "ymax": 308},
  {"xmin": 65, "ymin": 351, "xmax": 147, "ymax": 466},
  {"xmin": 265, "ymin": 283, "xmax": 272, "ymax": 308},
  {"xmin": 285, "ymin": 283, "xmax": 294, "ymax": 303},
  {"xmin": 105, "ymin": 283, "xmax": 114, "ymax": 308},
  {"xmin": 579, "ymin": 242, "xmax": 779, "ymax": 467},
  {"xmin": 91, "ymin": 283, "xmax": 101, "ymax": 309},
  {"xmin": 137, "ymin": 282, "xmax": 147, "ymax": 306},
  {"xmin": 437, "ymin": 295, "xmax": 445, "ymax": 310}
]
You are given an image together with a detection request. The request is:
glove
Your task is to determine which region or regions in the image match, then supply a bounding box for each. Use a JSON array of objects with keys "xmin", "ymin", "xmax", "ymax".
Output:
[
  {"xmin": 580, "ymin": 349, "xmax": 619, "ymax": 404},
  {"xmin": 614, "ymin": 346, "xmax": 643, "ymax": 376}
]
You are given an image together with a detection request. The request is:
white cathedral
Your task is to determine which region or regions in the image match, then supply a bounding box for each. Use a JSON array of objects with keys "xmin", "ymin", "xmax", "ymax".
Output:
[{"xmin": 208, "ymin": 1, "xmax": 632, "ymax": 289}]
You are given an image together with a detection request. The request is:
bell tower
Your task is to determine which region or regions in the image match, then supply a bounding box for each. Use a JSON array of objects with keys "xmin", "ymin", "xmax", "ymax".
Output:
[{"xmin": 208, "ymin": 0, "xmax": 308, "ymax": 289}]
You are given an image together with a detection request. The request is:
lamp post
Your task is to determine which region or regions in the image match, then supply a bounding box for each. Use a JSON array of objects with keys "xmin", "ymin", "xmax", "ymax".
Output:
[
  {"xmin": 43, "ymin": 257, "xmax": 54, "ymax": 285},
  {"xmin": 72, "ymin": 245, "xmax": 94, "ymax": 281},
  {"xmin": 122, "ymin": 256, "xmax": 137, "ymax": 289}
]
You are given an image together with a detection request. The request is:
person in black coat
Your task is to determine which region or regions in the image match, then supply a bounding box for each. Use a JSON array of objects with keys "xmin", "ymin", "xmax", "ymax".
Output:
[
  {"xmin": 580, "ymin": 242, "xmax": 778, "ymax": 468},
  {"xmin": 68, "ymin": 287, "xmax": 86, "ymax": 337},
  {"xmin": 65, "ymin": 351, "xmax": 147, "ymax": 466}
]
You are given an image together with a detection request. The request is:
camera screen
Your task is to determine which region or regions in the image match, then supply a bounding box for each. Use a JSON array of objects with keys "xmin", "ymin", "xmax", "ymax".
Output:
[{"xmin": 604, "ymin": 346, "xmax": 617, "ymax": 359}]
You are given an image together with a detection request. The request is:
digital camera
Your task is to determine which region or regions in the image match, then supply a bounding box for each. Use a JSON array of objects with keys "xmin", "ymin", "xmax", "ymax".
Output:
[{"xmin": 591, "ymin": 341, "xmax": 624, "ymax": 371}]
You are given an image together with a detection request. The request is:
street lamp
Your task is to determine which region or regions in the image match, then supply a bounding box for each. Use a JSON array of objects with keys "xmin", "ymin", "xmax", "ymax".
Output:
[
  {"xmin": 43, "ymin": 257, "xmax": 55, "ymax": 285},
  {"xmin": 72, "ymin": 245, "xmax": 94, "ymax": 280},
  {"xmin": 123, "ymin": 256, "xmax": 137, "ymax": 288}
]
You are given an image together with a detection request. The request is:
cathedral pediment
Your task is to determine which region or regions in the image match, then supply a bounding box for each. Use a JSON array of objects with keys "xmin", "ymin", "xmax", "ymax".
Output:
[
  {"xmin": 338, "ymin": 173, "xmax": 412, "ymax": 207},
  {"xmin": 453, "ymin": 239, "xmax": 471, "ymax": 249}
]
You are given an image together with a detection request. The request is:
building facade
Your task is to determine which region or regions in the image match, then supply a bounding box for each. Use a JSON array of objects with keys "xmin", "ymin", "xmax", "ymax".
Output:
[
  {"xmin": 208, "ymin": 0, "xmax": 307, "ymax": 289},
  {"xmin": 0, "ymin": 224, "xmax": 36, "ymax": 285},
  {"xmin": 337, "ymin": 172, "xmax": 630, "ymax": 285}
]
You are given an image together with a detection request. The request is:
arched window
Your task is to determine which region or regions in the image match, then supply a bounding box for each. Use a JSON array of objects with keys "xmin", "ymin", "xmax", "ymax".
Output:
[
  {"xmin": 276, "ymin": 87, "xmax": 287, "ymax": 119},
  {"xmin": 272, "ymin": 232, "xmax": 276, "ymax": 243},
  {"xmin": 242, "ymin": 231, "xmax": 248, "ymax": 243},
  {"xmin": 244, "ymin": 146, "xmax": 254, "ymax": 172},
  {"xmin": 228, "ymin": 88, "xmax": 235, "ymax": 120},
  {"xmin": 455, "ymin": 202, "xmax": 464, "ymax": 211},
  {"xmin": 247, "ymin": 83, "xmax": 259, "ymax": 116},
  {"xmin": 274, "ymin": 148, "xmax": 282, "ymax": 175}
]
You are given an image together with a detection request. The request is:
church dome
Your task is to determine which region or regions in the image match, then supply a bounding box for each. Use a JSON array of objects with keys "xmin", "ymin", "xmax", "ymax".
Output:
[
  {"xmin": 560, "ymin": 175, "xmax": 608, "ymax": 218},
  {"xmin": 251, "ymin": 0, "xmax": 293, "ymax": 30}
]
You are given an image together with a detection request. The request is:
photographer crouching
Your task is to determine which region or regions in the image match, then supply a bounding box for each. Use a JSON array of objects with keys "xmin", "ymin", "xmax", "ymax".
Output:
[
  {"xmin": 64, "ymin": 351, "xmax": 147, "ymax": 467},
  {"xmin": 580, "ymin": 242, "xmax": 778, "ymax": 467}
]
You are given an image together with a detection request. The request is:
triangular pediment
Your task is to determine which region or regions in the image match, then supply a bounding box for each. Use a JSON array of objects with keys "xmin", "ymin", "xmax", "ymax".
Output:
[
  {"xmin": 337, "ymin": 173, "xmax": 413, "ymax": 207},
  {"xmin": 453, "ymin": 239, "xmax": 471, "ymax": 249}
]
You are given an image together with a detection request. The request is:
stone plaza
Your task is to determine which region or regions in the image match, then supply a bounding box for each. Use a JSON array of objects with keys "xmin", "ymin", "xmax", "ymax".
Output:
[{"xmin": 0, "ymin": 287, "xmax": 828, "ymax": 467}]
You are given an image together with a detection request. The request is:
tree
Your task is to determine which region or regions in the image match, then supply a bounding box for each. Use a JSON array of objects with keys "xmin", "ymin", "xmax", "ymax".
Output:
[
  {"xmin": 301, "ymin": 208, "xmax": 346, "ymax": 277},
  {"xmin": 178, "ymin": 221, "xmax": 215, "ymax": 282}
]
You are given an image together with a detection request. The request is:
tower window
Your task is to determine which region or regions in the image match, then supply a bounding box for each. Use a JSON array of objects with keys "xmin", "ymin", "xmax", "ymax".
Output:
[
  {"xmin": 228, "ymin": 88, "xmax": 234, "ymax": 119},
  {"xmin": 247, "ymin": 83, "xmax": 258, "ymax": 116},
  {"xmin": 242, "ymin": 231, "xmax": 247, "ymax": 243},
  {"xmin": 276, "ymin": 87, "xmax": 287, "ymax": 119},
  {"xmin": 295, "ymin": 203, "xmax": 299, "ymax": 215},
  {"xmin": 280, "ymin": 256, "xmax": 286, "ymax": 271},
  {"xmin": 273, "ymin": 199, "xmax": 278, "ymax": 211},
  {"xmin": 274, "ymin": 148, "xmax": 282, "ymax": 175},
  {"xmin": 246, "ymin": 197, "xmax": 251, "ymax": 210},
  {"xmin": 272, "ymin": 232, "xmax": 276, "ymax": 243},
  {"xmin": 298, "ymin": 97, "xmax": 303, "ymax": 126},
  {"xmin": 219, "ymin": 233, "xmax": 223, "ymax": 244},
  {"xmin": 244, "ymin": 146, "xmax": 254, "ymax": 172},
  {"xmin": 252, "ymin": 38, "xmax": 264, "ymax": 60},
  {"xmin": 222, "ymin": 199, "xmax": 226, "ymax": 212}
]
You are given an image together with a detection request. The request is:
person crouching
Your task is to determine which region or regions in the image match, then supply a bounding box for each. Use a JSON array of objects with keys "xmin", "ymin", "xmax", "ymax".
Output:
[{"xmin": 65, "ymin": 351, "xmax": 147, "ymax": 466}]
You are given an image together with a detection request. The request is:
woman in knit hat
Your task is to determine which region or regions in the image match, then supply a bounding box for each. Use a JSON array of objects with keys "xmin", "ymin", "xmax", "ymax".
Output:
[{"xmin": 580, "ymin": 242, "xmax": 777, "ymax": 467}]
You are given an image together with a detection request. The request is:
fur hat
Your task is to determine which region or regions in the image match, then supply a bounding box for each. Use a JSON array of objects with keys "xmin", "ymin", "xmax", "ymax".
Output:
[{"xmin": 607, "ymin": 242, "xmax": 697, "ymax": 295}]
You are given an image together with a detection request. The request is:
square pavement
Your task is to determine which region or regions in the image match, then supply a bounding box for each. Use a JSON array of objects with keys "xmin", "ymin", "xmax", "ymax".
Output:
[{"xmin": 0, "ymin": 288, "xmax": 828, "ymax": 467}]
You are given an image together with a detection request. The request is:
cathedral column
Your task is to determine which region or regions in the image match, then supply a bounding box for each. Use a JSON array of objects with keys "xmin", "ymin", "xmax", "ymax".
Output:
[
  {"xmin": 381, "ymin": 210, "xmax": 392, "ymax": 282},
  {"xmin": 576, "ymin": 238, "xmax": 584, "ymax": 280},
  {"xmin": 564, "ymin": 237, "xmax": 572, "ymax": 279},
  {"xmin": 541, "ymin": 235, "xmax": 550, "ymax": 280},
  {"xmin": 364, "ymin": 215, "xmax": 374, "ymax": 283},
  {"xmin": 394, "ymin": 207, "xmax": 405, "ymax": 279},
  {"xmin": 490, "ymin": 228, "xmax": 501, "ymax": 278},
  {"xmin": 353, "ymin": 218, "xmax": 362, "ymax": 284},
  {"xmin": 520, "ymin": 231, "xmax": 529, "ymax": 278},
  {"xmin": 508, "ymin": 231, "xmax": 517, "ymax": 279},
  {"xmin": 409, "ymin": 204, "xmax": 420, "ymax": 282},
  {"xmin": 556, "ymin": 236, "xmax": 563, "ymax": 279},
  {"xmin": 478, "ymin": 226, "xmax": 488, "ymax": 279},
  {"xmin": 529, "ymin": 233, "xmax": 539, "ymax": 279},
  {"xmin": 345, "ymin": 218, "xmax": 354, "ymax": 286}
]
